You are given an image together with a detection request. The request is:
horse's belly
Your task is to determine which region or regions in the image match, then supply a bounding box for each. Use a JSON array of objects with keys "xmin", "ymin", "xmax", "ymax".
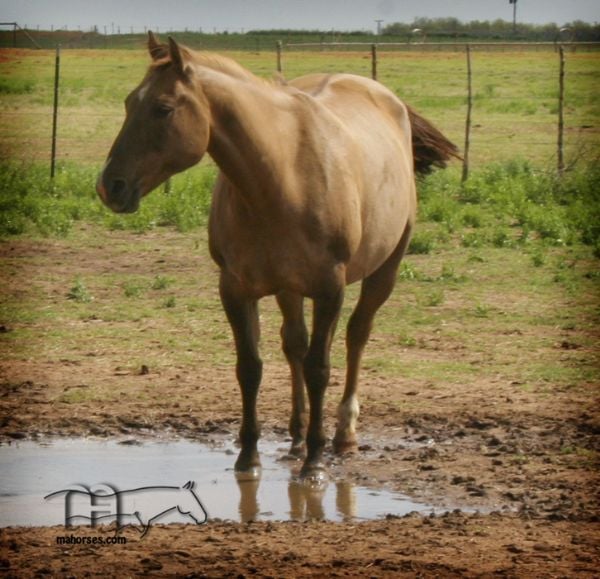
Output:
[{"xmin": 345, "ymin": 187, "xmax": 412, "ymax": 284}]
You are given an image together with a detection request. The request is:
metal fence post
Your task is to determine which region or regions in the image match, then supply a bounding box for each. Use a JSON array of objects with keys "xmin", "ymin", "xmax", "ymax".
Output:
[
  {"xmin": 461, "ymin": 44, "xmax": 473, "ymax": 183},
  {"xmin": 276, "ymin": 40, "xmax": 282, "ymax": 74},
  {"xmin": 50, "ymin": 45, "xmax": 61, "ymax": 178},
  {"xmin": 557, "ymin": 46, "xmax": 565, "ymax": 176}
]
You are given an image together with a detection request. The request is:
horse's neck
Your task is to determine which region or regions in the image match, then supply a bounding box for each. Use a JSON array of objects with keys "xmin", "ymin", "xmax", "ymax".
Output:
[{"xmin": 199, "ymin": 69, "xmax": 295, "ymax": 200}]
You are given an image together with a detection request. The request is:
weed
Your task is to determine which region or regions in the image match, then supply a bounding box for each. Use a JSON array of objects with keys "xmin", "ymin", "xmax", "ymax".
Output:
[
  {"xmin": 151, "ymin": 275, "xmax": 173, "ymax": 290},
  {"xmin": 473, "ymin": 304, "xmax": 490, "ymax": 318},
  {"xmin": 438, "ymin": 264, "xmax": 467, "ymax": 283},
  {"xmin": 163, "ymin": 296, "xmax": 177, "ymax": 308},
  {"xmin": 397, "ymin": 333, "xmax": 418, "ymax": 347},
  {"xmin": 0, "ymin": 77, "xmax": 35, "ymax": 95},
  {"xmin": 123, "ymin": 282, "xmax": 144, "ymax": 298},
  {"xmin": 461, "ymin": 231, "xmax": 486, "ymax": 248},
  {"xmin": 461, "ymin": 206, "xmax": 485, "ymax": 228},
  {"xmin": 67, "ymin": 277, "xmax": 93, "ymax": 303},
  {"xmin": 531, "ymin": 249, "xmax": 546, "ymax": 267},
  {"xmin": 417, "ymin": 289, "xmax": 445, "ymax": 308},
  {"xmin": 398, "ymin": 262, "xmax": 420, "ymax": 280},
  {"xmin": 408, "ymin": 231, "xmax": 435, "ymax": 255}
]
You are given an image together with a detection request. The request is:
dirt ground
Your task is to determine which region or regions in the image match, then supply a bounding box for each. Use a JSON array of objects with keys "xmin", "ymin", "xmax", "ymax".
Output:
[{"xmin": 1, "ymin": 228, "xmax": 599, "ymax": 577}]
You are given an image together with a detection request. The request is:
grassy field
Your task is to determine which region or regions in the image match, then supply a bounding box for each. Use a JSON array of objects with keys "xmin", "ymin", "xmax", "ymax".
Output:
[
  {"xmin": 0, "ymin": 46, "xmax": 598, "ymax": 165},
  {"xmin": 0, "ymin": 46, "xmax": 598, "ymax": 388},
  {"xmin": 0, "ymin": 44, "xmax": 599, "ymax": 579}
]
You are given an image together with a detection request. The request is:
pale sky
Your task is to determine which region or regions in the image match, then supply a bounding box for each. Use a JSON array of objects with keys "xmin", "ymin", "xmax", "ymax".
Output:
[{"xmin": 1, "ymin": 0, "xmax": 598, "ymax": 33}]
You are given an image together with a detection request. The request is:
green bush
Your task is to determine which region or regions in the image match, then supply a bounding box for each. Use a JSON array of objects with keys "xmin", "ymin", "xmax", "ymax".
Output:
[
  {"xmin": 416, "ymin": 160, "xmax": 600, "ymax": 252},
  {"xmin": 0, "ymin": 161, "xmax": 215, "ymax": 237},
  {"xmin": 1, "ymin": 160, "xmax": 598, "ymax": 257}
]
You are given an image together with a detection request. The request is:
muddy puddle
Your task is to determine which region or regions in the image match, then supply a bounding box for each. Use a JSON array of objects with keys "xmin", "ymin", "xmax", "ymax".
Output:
[{"xmin": 1, "ymin": 437, "xmax": 456, "ymax": 528}]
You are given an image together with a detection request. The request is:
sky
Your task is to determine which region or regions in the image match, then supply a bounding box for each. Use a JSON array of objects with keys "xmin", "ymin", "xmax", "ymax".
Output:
[{"xmin": 1, "ymin": 0, "xmax": 598, "ymax": 33}]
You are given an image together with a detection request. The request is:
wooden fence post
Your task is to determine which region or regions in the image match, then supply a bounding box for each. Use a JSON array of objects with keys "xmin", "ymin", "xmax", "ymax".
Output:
[
  {"xmin": 276, "ymin": 40, "xmax": 282, "ymax": 74},
  {"xmin": 557, "ymin": 46, "xmax": 565, "ymax": 176},
  {"xmin": 50, "ymin": 45, "xmax": 61, "ymax": 179},
  {"xmin": 461, "ymin": 44, "xmax": 473, "ymax": 183},
  {"xmin": 371, "ymin": 43, "xmax": 378, "ymax": 81}
]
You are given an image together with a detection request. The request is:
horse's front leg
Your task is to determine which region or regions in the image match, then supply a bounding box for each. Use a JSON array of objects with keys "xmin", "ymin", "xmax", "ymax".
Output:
[
  {"xmin": 301, "ymin": 282, "xmax": 344, "ymax": 479},
  {"xmin": 276, "ymin": 291, "xmax": 309, "ymax": 458},
  {"xmin": 219, "ymin": 272, "xmax": 263, "ymax": 473}
]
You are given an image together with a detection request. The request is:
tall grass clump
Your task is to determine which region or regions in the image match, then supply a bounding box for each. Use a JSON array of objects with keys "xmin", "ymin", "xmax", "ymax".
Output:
[
  {"xmin": 0, "ymin": 161, "xmax": 216, "ymax": 237},
  {"xmin": 1, "ymin": 159, "xmax": 598, "ymax": 256},
  {"xmin": 417, "ymin": 160, "xmax": 600, "ymax": 253},
  {"xmin": 0, "ymin": 162, "xmax": 100, "ymax": 237}
]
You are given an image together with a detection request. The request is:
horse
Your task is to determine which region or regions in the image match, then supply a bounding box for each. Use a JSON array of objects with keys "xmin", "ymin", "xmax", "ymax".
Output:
[{"xmin": 97, "ymin": 33, "xmax": 459, "ymax": 479}]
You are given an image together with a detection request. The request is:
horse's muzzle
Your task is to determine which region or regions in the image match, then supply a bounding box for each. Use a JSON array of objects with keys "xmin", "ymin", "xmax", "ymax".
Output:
[{"xmin": 96, "ymin": 173, "xmax": 140, "ymax": 214}]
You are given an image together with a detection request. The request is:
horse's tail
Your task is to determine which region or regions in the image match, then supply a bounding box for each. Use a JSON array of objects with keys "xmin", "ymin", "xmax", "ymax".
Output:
[{"xmin": 406, "ymin": 104, "xmax": 461, "ymax": 176}]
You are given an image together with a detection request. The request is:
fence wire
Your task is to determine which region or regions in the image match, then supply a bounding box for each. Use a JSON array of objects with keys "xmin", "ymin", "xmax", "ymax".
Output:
[{"xmin": 0, "ymin": 45, "xmax": 597, "ymax": 173}]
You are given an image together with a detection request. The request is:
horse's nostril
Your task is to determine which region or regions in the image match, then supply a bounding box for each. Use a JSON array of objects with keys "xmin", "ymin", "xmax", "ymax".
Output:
[{"xmin": 111, "ymin": 179, "xmax": 127, "ymax": 196}]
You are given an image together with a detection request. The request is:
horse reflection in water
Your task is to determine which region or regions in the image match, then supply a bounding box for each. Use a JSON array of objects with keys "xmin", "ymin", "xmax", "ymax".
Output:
[
  {"xmin": 236, "ymin": 474, "xmax": 360, "ymax": 522},
  {"xmin": 97, "ymin": 33, "xmax": 459, "ymax": 480}
]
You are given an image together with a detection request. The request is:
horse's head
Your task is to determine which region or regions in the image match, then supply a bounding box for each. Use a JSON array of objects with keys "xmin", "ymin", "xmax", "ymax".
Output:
[
  {"xmin": 177, "ymin": 481, "xmax": 208, "ymax": 524},
  {"xmin": 97, "ymin": 33, "xmax": 209, "ymax": 213}
]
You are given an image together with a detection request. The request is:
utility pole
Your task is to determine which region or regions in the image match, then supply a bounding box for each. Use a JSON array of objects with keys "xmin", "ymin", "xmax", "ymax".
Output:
[
  {"xmin": 509, "ymin": 0, "xmax": 518, "ymax": 35},
  {"xmin": 375, "ymin": 19, "xmax": 384, "ymax": 35}
]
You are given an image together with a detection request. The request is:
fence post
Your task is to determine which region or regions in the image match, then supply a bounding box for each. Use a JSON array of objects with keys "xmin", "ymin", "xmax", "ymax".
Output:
[
  {"xmin": 50, "ymin": 45, "xmax": 61, "ymax": 179},
  {"xmin": 461, "ymin": 44, "xmax": 473, "ymax": 183},
  {"xmin": 557, "ymin": 46, "xmax": 565, "ymax": 176},
  {"xmin": 371, "ymin": 43, "xmax": 378, "ymax": 81},
  {"xmin": 276, "ymin": 40, "xmax": 282, "ymax": 74}
]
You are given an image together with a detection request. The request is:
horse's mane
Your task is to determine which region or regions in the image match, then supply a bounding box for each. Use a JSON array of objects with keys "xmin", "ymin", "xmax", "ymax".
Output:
[{"xmin": 150, "ymin": 44, "xmax": 268, "ymax": 85}]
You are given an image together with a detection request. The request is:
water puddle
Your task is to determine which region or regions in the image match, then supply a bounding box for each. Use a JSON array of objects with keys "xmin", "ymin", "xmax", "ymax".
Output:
[{"xmin": 1, "ymin": 437, "xmax": 448, "ymax": 528}]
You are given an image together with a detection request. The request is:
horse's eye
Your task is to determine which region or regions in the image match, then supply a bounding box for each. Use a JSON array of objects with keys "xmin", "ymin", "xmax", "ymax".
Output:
[{"xmin": 154, "ymin": 103, "xmax": 174, "ymax": 118}]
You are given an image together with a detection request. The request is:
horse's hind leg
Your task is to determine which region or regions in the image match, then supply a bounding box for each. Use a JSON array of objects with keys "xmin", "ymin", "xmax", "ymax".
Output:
[
  {"xmin": 302, "ymin": 281, "xmax": 345, "ymax": 478},
  {"xmin": 333, "ymin": 222, "xmax": 413, "ymax": 453},
  {"xmin": 219, "ymin": 271, "xmax": 263, "ymax": 472},
  {"xmin": 276, "ymin": 291, "xmax": 309, "ymax": 457}
]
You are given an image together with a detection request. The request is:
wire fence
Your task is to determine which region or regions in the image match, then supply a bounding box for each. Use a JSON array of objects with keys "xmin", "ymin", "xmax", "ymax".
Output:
[{"xmin": 0, "ymin": 43, "xmax": 597, "ymax": 178}]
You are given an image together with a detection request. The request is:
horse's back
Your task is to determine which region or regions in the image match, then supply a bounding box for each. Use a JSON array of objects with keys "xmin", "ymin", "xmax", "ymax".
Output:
[
  {"xmin": 289, "ymin": 72, "xmax": 415, "ymax": 214},
  {"xmin": 289, "ymin": 73, "xmax": 413, "ymax": 154}
]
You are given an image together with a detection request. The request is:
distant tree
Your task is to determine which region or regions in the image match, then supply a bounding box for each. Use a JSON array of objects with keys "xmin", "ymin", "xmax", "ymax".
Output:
[{"xmin": 381, "ymin": 17, "xmax": 599, "ymax": 41}]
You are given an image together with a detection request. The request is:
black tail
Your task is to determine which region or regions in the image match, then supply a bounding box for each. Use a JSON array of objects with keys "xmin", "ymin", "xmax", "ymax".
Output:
[{"xmin": 407, "ymin": 104, "xmax": 461, "ymax": 176}]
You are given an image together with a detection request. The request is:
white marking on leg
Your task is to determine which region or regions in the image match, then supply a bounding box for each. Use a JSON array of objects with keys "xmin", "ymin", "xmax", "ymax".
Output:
[{"xmin": 336, "ymin": 396, "xmax": 360, "ymax": 438}]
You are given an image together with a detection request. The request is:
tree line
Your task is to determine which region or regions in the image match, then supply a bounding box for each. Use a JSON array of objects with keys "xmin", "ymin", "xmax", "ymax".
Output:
[{"xmin": 381, "ymin": 18, "xmax": 600, "ymax": 42}]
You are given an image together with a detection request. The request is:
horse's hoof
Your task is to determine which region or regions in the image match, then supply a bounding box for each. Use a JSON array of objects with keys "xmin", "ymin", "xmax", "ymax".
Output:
[
  {"xmin": 234, "ymin": 466, "xmax": 262, "ymax": 481},
  {"xmin": 235, "ymin": 450, "xmax": 261, "ymax": 475},
  {"xmin": 299, "ymin": 462, "xmax": 328, "ymax": 485},
  {"xmin": 332, "ymin": 437, "xmax": 358, "ymax": 455}
]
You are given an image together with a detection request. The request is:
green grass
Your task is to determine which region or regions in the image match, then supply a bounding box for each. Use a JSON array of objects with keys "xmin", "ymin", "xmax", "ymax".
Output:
[
  {"xmin": 0, "ymin": 160, "xmax": 216, "ymax": 237},
  {"xmin": 1, "ymin": 159, "xmax": 599, "ymax": 263},
  {"xmin": 0, "ymin": 48, "xmax": 598, "ymax": 404},
  {"xmin": 0, "ymin": 48, "xmax": 598, "ymax": 166}
]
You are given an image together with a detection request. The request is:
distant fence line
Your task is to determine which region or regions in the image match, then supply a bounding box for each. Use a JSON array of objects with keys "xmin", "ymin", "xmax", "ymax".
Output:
[
  {"xmin": 1, "ymin": 44, "xmax": 594, "ymax": 179},
  {"xmin": 283, "ymin": 41, "xmax": 600, "ymax": 51},
  {"xmin": 2, "ymin": 21, "xmax": 600, "ymax": 51}
]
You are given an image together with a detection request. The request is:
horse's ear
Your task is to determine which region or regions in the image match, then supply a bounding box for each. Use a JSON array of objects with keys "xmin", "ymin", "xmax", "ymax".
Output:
[
  {"xmin": 168, "ymin": 36, "xmax": 188, "ymax": 77},
  {"xmin": 148, "ymin": 31, "xmax": 167, "ymax": 61}
]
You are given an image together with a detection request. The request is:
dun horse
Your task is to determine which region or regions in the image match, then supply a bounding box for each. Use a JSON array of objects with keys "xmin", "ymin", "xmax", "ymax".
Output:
[{"xmin": 97, "ymin": 33, "xmax": 458, "ymax": 478}]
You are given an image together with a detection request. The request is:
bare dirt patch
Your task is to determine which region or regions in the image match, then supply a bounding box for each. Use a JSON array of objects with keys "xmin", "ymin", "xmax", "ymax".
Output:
[{"xmin": 1, "ymin": 226, "xmax": 599, "ymax": 577}]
